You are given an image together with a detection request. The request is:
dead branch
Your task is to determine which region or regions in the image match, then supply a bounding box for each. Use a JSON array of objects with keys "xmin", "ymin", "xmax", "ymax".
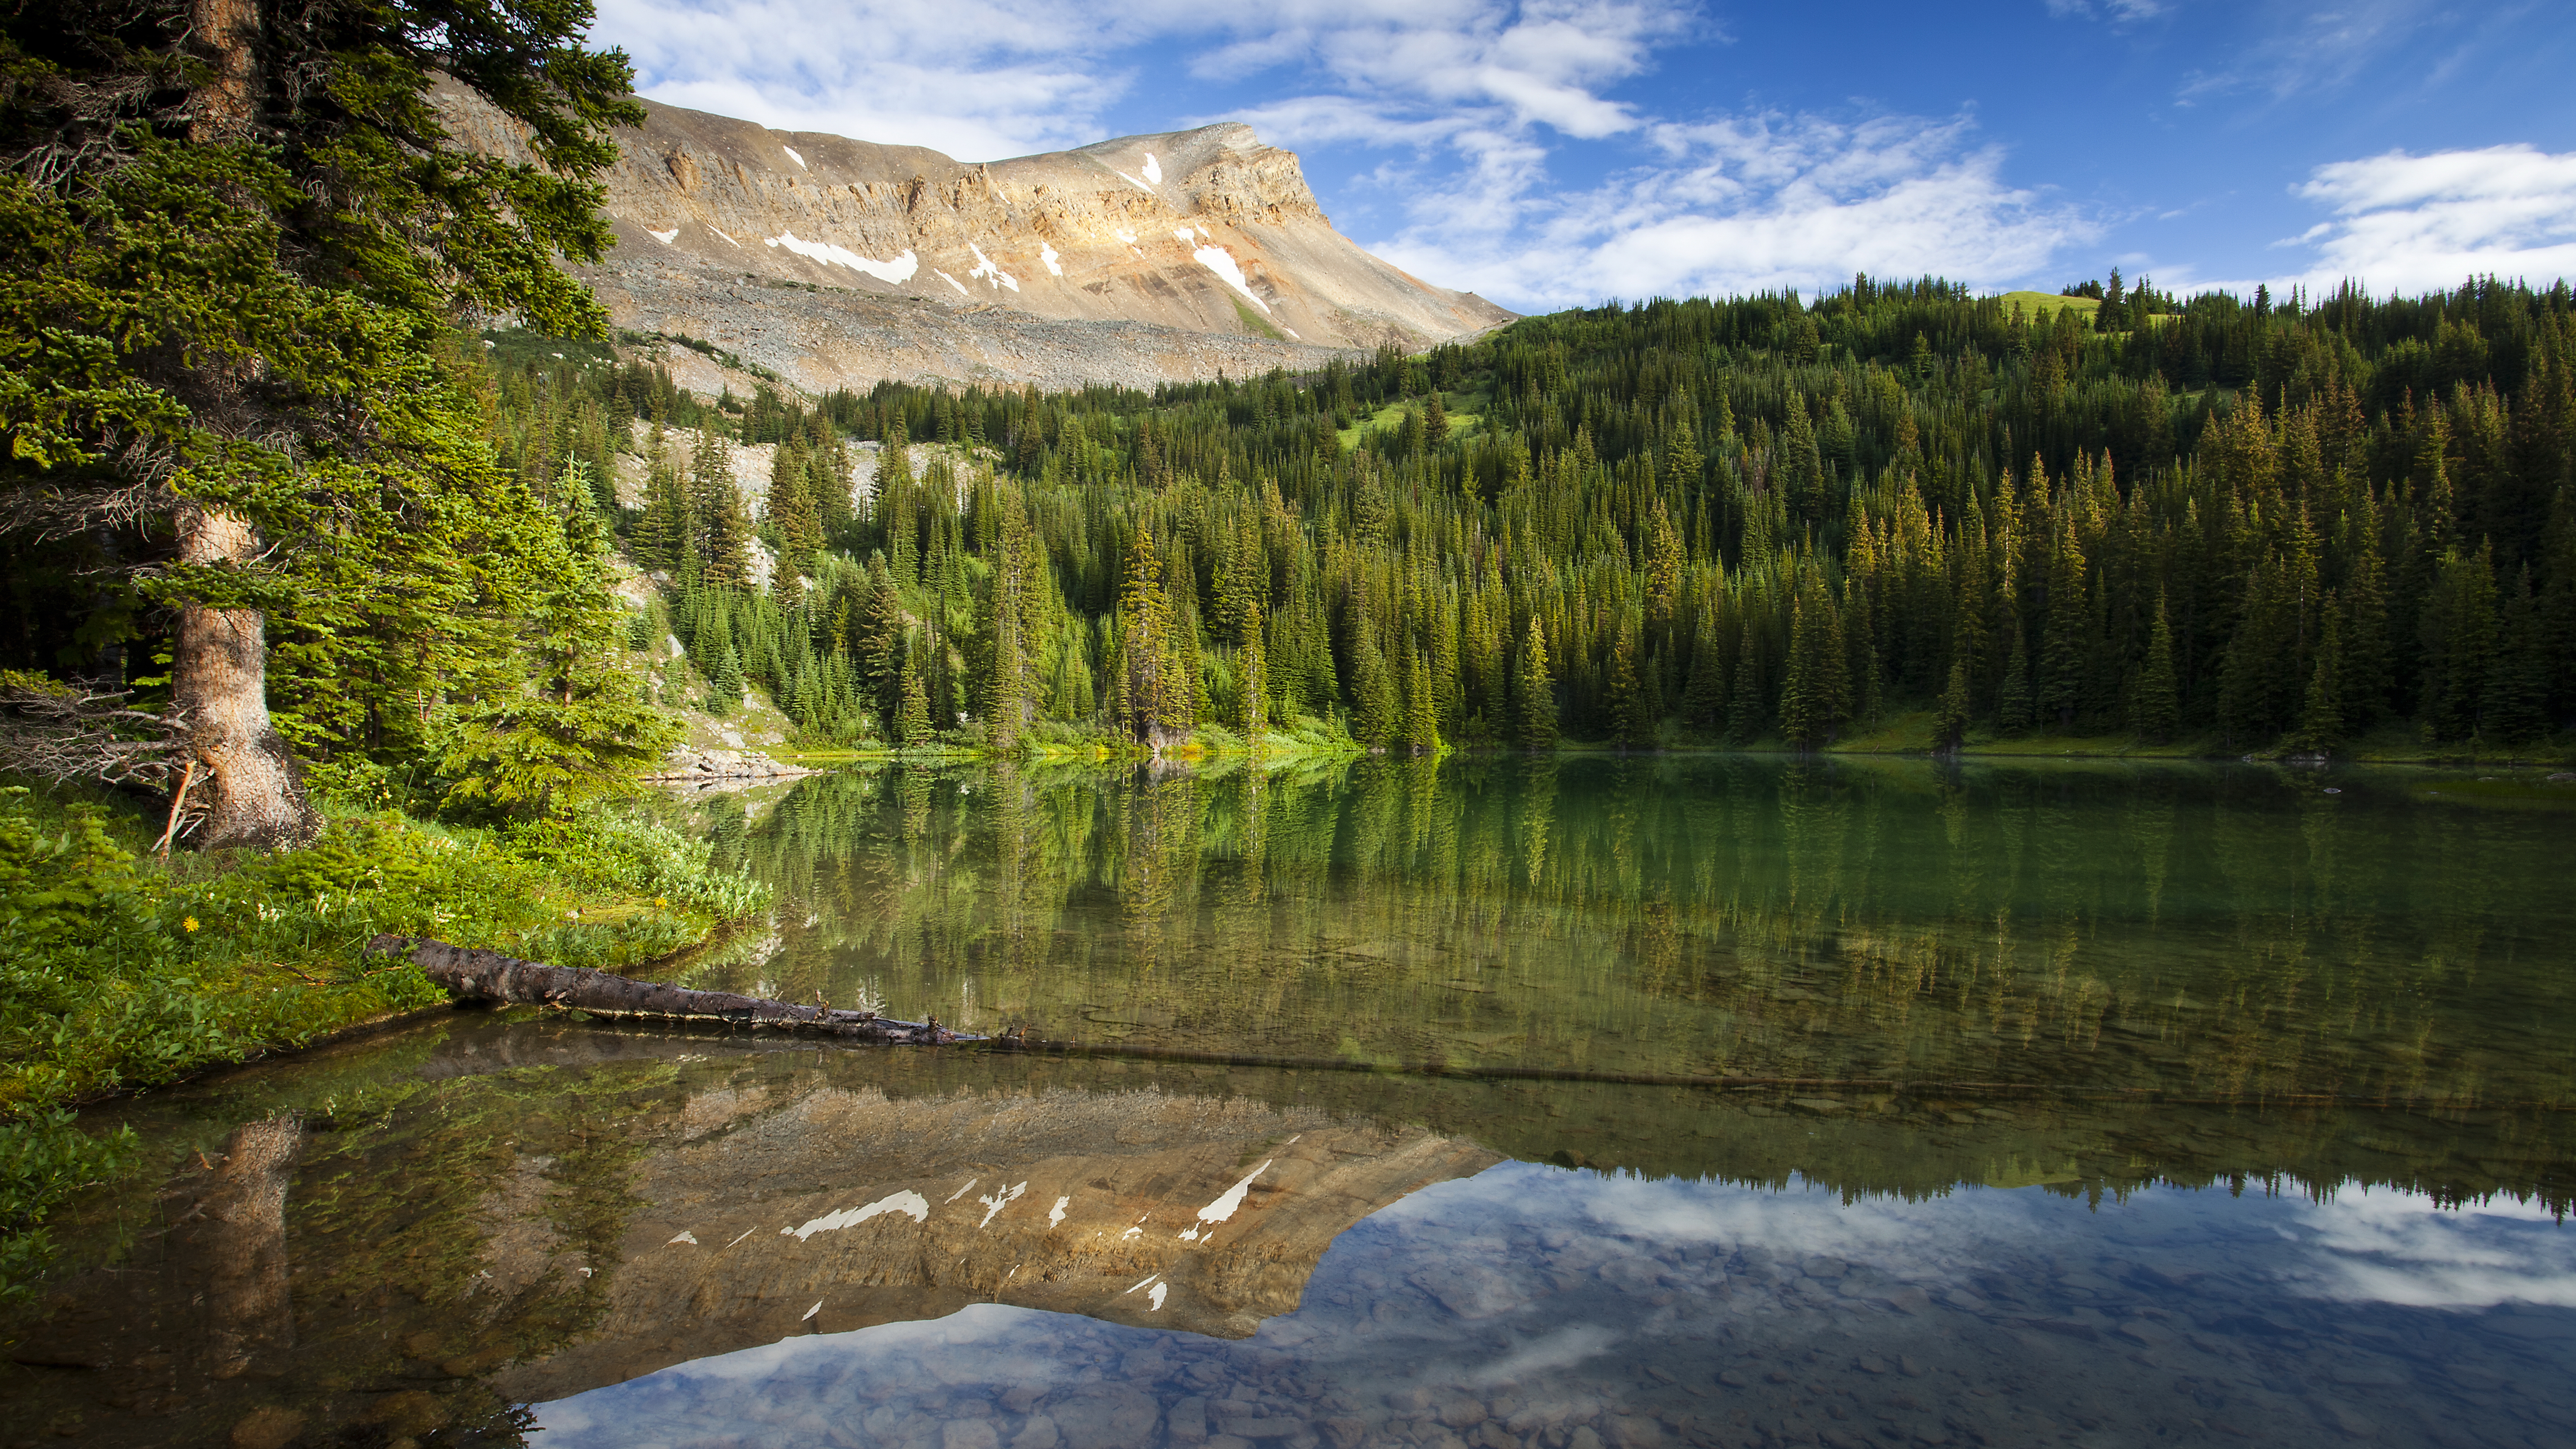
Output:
[
  {"xmin": 365, "ymin": 935, "xmax": 976, "ymax": 1044},
  {"xmin": 0, "ymin": 677, "xmax": 192, "ymax": 791}
]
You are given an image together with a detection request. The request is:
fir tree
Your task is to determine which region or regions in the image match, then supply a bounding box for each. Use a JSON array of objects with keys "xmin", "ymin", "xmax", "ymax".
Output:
[
  {"xmin": 897, "ymin": 644, "xmax": 932, "ymax": 745},
  {"xmin": 1350, "ymin": 614, "xmax": 1399, "ymax": 748},
  {"xmin": 1779, "ymin": 576, "xmax": 1850, "ymax": 748},
  {"xmin": 1402, "ymin": 645, "xmax": 1442, "ymax": 754},
  {"xmin": 1935, "ymin": 654, "xmax": 1973, "ymax": 752},
  {"xmin": 2292, "ymin": 603, "xmax": 2344, "ymax": 754},
  {"xmin": 1726, "ymin": 615, "xmax": 1766, "ymax": 744},
  {"xmin": 2131, "ymin": 591, "xmax": 2181, "ymax": 744},
  {"xmin": 2484, "ymin": 567, "xmax": 2549, "ymax": 744},
  {"xmin": 1513, "ymin": 618, "xmax": 1559, "ymax": 748},
  {"xmin": 1606, "ymin": 626, "xmax": 1648, "ymax": 747},
  {"xmin": 1997, "ymin": 615, "xmax": 2035, "ymax": 733}
]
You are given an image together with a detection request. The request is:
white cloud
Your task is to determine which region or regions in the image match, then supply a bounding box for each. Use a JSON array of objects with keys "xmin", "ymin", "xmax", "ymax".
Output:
[
  {"xmin": 2274, "ymin": 145, "xmax": 2576, "ymax": 296},
  {"xmin": 1372, "ymin": 110, "xmax": 2098, "ymax": 309},
  {"xmin": 2175, "ymin": 0, "xmax": 2436, "ymax": 108},
  {"xmin": 2044, "ymin": 0, "xmax": 2165, "ymax": 21},
  {"xmin": 2284, "ymin": 1186, "xmax": 2576, "ymax": 1310}
]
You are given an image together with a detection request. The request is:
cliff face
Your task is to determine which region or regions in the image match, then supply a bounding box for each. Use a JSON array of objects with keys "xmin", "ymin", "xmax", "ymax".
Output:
[{"xmin": 440, "ymin": 88, "xmax": 1515, "ymax": 391}]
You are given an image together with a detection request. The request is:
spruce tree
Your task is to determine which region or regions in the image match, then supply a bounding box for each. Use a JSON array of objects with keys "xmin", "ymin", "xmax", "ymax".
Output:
[
  {"xmin": 1997, "ymin": 616, "xmax": 2035, "ymax": 733},
  {"xmin": 1679, "ymin": 618, "xmax": 1727, "ymax": 730},
  {"xmin": 2292, "ymin": 604, "xmax": 2344, "ymax": 754},
  {"xmin": 2484, "ymin": 567, "xmax": 2549, "ymax": 744},
  {"xmin": 1513, "ymin": 618, "xmax": 1559, "ymax": 748},
  {"xmin": 897, "ymin": 645, "xmax": 933, "ymax": 745},
  {"xmin": 1606, "ymin": 627, "xmax": 1648, "ymax": 747},
  {"xmin": 1779, "ymin": 577, "xmax": 1850, "ymax": 748},
  {"xmin": 1350, "ymin": 614, "xmax": 1399, "ymax": 748},
  {"xmin": 2131, "ymin": 592, "xmax": 2182, "ymax": 743},
  {"xmin": 1726, "ymin": 614, "xmax": 1766, "ymax": 744},
  {"xmin": 1402, "ymin": 646, "xmax": 1442, "ymax": 754},
  {"xmin": 1935, "ymin": 655, "xmax": 1973, "ymax": 752}
]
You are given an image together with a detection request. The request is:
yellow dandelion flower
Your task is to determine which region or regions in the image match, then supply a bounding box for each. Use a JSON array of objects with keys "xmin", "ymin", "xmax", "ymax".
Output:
[
  {"xmin": 654, "ymin": 896, "xmax": 667, "ymax": 908},
  {"xmin": 182, "ymin": 916, "xmax": 199, "ymax": 932}
]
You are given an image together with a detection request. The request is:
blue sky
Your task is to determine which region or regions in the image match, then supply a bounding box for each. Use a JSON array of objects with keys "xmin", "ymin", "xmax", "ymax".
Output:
[{"xmin": 592, "ymin": 0, "xmax": 2576, "ymax": 314}]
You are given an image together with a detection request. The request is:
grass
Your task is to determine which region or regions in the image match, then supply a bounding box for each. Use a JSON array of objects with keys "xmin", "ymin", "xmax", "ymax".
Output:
[
  {"xmin": 0, "ymin": 779, "xmax": 768, "ymax": 1300},
  {"xmin": 1335, "ymin": 395, "xmax": 1484, "ymax": 452},
  {"xmin": 1987, "ymin": 290, "xmax": 2100, "ymax": 321},
  {"xmin": 1233, "ymin": 297, "xmax": 1286, "ymax": 342}
]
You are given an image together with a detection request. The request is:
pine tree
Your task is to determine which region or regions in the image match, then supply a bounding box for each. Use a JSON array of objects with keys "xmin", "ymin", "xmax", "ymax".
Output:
[
  {"xmin": 1645, "ymin": 499, "xmax": 1684, "ymax": 626},
  {"xmin": 2131, "ymin": 591, "xmax": 2181, "ymax": 743},
  {"xmin": 1779, "ymin": 576, "xmax": 1850, "ymax": 748},
  {"xmin": 1679, "ymin": 617, "xmax": 1727, "ymax": 730},
  {"xmin": 897, "ymin": 644, "xmax": 933, "ymax": 745},
  {"xmin": 1402, "ymin": 645, "xmax": 1442, "ymax": 754},
  {"xmin": 1350, "ymin": 614, "xmax": 1399, "ymax": 748},
  {"xmin": 1116, "ymin": 526, "xmax": 1182, "ymax": 748},
  {"xmin": 1513, "ymin": 617, "xmax": 1558, "ymax": 748},
  {"xmin": 1606, "ymin": 626, "xmax": 1648, "ymax": 747},
  {"xmin": 768, "ymin": 441, "xmax": 823, "ymax": 576},
  {"xmin": 2037, "ymin": 518, "xmax": 2090, "ymax": 729},
  {"xmin": 1237, "ymin": 597, "xmax": 1269, "ymax": 737},
  {"xmin": 1997, "ymin": 614, "xmax": 2035, "ymax": 733},
  {"xmin": 2417, "ymin": 545, "xmax": 2499, "ymax": 741},
  {"xmin": 2292, "ymin": 603, "xmax": 2344, "ymax": 754},
  {"xmin": 1935, "ymin": 654, "xmax": 1973, "ymax": 752},
  {"xmin": 1726, "ymin": 614, "xmax": 1766, "ymax": 744},
  {"xmin": 707, "ymin": 640, "xmax": 745, "ymax": 715},
  {"xmin": 2484, "ymin": 567, "xmax": 2549, "ymax": 744},
  {"xmin": 689, "ymin": 429, "xmax": 752, "ymax": 587}
]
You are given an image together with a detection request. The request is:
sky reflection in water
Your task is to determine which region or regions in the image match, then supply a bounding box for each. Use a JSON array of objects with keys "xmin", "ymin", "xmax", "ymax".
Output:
[{"xmin": 537, "ymin": 1161, "xmax": 2576, "ymax": 1449}]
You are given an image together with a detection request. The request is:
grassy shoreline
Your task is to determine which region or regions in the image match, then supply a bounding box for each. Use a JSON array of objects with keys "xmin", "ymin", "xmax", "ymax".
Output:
[{"xmin": 0, "ymin": 780, "xmax": 768, "ymax": 1299}]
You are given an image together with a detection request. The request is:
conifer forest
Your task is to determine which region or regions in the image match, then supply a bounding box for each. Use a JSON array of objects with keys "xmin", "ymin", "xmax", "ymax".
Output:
[{"xmin": 58, "ymin": 272, "xmax": 2554, "ymax": 768}]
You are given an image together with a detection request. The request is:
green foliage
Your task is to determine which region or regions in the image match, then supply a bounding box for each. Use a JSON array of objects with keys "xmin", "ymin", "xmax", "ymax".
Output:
[{"xmin": 0, "ymin": 781, "xmax": 764, "ymax": 1298}]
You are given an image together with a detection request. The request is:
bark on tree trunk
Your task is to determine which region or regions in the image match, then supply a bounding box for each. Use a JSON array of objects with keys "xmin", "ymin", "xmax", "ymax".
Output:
[
  {"xmin": 368, "ymin": 935, "xmax": 974, "ymax": 1042},
  {"xmin": 190, "ymin": 0, "xmax": 260, "ymax": 142},
  {"xmin": 173, "ymin": 504, "xmax": 318, "ymax": 850}
]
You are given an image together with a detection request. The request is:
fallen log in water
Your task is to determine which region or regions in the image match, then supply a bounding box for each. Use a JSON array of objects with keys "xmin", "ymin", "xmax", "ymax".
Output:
[{"xmin": 363, "ymin": 935, "xmax": 971, "ymax": 1043}]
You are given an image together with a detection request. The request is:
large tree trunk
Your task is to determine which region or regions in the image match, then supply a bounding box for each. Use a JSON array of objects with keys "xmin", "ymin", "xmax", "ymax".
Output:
[
  {"xmin": 174, "ymin": 505, "xmax": 318, "ymax": 850},
  {"xmin": 172, "ymin": 1, "xmax": 315, "ymax": 850}
]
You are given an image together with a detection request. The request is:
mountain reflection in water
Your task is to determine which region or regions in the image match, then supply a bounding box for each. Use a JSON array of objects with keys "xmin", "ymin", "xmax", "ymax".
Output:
[{"xmin": 4, "ymin": 755, "xmax": 2571, "ymax": 1448}]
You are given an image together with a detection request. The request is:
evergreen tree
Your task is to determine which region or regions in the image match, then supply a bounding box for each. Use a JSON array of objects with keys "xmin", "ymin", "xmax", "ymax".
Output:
[
  {"xmin": 1935, "ymin": 655, "xmax": 1973, "ymax": 752},
  {"xmin": 1606, "ymin": 626, "xmax": 1649, "ymax": 746},
  {"xmin": 1350, "ymin": 614, "xmax": 1399, "ymax": 748},
  {"xmin": 1779, "ymin": 576, "xmax": 1850, "ymax": 748},
  {"xmin": 1402, "ymin": 645, "xmax": 1442, "ymax": 754},
  {"xmin": 2484, "ymin": 567, "xmax": 2549, "ymax": 744},
  {"xmin": 1679, "ymin": 618, "xmax": 1727, "ymax": 730},
  {"xmin": 2131, "ymin": 591, "xmax": 2182, "ymax": 743},
  {"xmin": 2292, "ymin": 602, "xmax": 2343, "ymax": 754},
  {"xmin": 0, "ymin": 0, "xmax": 640, "ymax": 845},
  {"xmin": 1513, "ymin": 618, "xmax": 1558, "ymax": 748},
  {"xmin": 897, "ymin": 644, "xmax": 932, "ymax": 745},
  {"xmin": 1726, "ymin": 614, "xmax": 1766, "ymax": 744},
  {"xmin": 1997, "ymin": 617, "xmax": 2035, "ymax": 733}
]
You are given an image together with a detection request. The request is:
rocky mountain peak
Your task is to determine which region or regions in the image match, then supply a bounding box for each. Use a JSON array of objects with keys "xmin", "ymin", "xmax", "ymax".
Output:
[{"xmin": 440, "ymin": 85, "xmax": 1512, "ymax": 392}]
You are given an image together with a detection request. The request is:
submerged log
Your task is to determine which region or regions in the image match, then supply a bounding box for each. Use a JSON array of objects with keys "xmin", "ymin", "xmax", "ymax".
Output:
[{"xmin": 364, "ymin": 935, "xmax": 971, "ymax": 1043}]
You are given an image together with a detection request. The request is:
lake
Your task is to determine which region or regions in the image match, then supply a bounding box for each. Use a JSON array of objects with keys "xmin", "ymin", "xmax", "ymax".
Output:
[{"xmin": 7, "ymin": 755, "xmax": 2573, "ymax": 1449}]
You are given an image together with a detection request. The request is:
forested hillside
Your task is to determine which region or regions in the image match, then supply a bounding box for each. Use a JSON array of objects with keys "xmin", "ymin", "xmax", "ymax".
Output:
[{"xmin": 17, "ymin": 275, "xmax": 2576, "ymax": 762}]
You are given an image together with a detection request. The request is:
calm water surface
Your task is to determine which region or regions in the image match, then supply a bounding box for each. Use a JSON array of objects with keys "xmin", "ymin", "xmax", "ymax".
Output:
[{"xmin": 7, "ymin": 756, "xmax": 2572, "ymax": 1449}]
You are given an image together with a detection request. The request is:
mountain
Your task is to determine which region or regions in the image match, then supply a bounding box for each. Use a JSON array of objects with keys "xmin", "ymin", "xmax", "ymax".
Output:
[{"xmin": 438, "ymin": 87, "xmax": 1515, "ymax": 393}]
